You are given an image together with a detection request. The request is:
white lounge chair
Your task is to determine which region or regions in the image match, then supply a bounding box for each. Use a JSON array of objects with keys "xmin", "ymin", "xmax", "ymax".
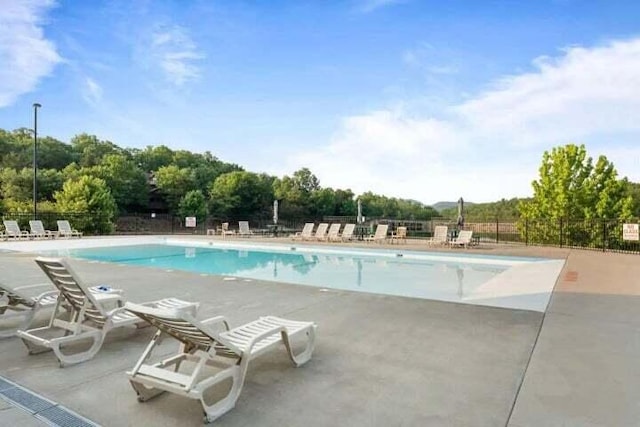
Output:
[
  {"xmin": 219, "ymin": 222, "xmax": 235, "ymax": 238},
  {"xmin": 449, "ymin": 230, "xmax": 473, "ymax": 249},
  {"xmin": 427, "ymin": 225, "xmax": 448, "ymax": 246},
  {"xmin": 125, "ymin": 302, "xmax": 316, "ymax": 423},
  {"xmin": 339, "ymin": 223, "xmax": 356, "ymax": 242},
  {"xmin": 292, "ymin": 223, "xmax": 315, "ymax": 241},
  {"xmin": 238, "ymin": 221, "xmax": 253, "ymax": 237},
  {"xmin": 1, "ymin": 281, "xmax": 123, "ymax": 339},
  {"xmin": 390, "ymin": 226, "xmax": 407, "ymax": 244},
  {"xmin": 3, "ymin": 220, "xmax": 31, "ymax": 240},
  {"xmin": 29, "ymin": 220, "xmax": 55, "ymax": 239},
  {"xmin": 364, "ymin": 224, "xmax": 389, "ymax": 243},
  {"xmin": 314, "ymin": 223, "xmax": 329, "ymax": 240},
  {"xmin": 56, "ymin": 220, "xmax": 83, "ymax": 238},
  {"xmin": 324, "ymin": 224, "xmax": 341, "ymax": 241},
  {"xmin": 17, "ymin": 257, "xmax": 198, "ymax": 367}
]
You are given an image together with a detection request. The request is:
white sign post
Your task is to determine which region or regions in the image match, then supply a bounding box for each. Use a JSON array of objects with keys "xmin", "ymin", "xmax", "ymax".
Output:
[
  {"xmin": 185, "ymin": 217, "xmax": 197, "ymax": 228},
  {"xmin": 622, "ymin": 223, "xmax": 639, "ymax": 241}
]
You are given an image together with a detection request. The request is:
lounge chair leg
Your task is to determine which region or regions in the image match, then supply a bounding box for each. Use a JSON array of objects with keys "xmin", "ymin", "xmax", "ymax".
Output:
[
  {"xmin": 200, "ymin": 364, "xmax": 247, "ymax": 423},
  {"xmin": 281, "ymin": 326, "xmax": 316, "ymax": 367},
  {"xmin": 51, "ymin": 331, "xmax": 105, "ymax": 367},
  {"xmin": 130, "ymin": 380, "xmax": 166, "ymax": 402}
]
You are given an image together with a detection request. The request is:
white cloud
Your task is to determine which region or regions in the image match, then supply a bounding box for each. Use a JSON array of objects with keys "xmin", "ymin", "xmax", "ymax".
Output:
[
  {"xmin": 285, "ymin": 37, "xmax": 640, "ymax": 204},
  {"xmin": 150, "ymin": 25, "xmax": 204, "ymax": 86},
  {"xmin": 82, "ymin": 77, "xmax": 103, "ymax": 105},
  {"xmin": 0, "ymin": 0, "xmax": 61, "ymax": 107}
]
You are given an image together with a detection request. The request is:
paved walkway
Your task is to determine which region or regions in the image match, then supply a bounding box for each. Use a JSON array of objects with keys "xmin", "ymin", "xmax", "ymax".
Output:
[{"xmin": 0, "ymin": 239, "xmax": 637, "ymax": 426}]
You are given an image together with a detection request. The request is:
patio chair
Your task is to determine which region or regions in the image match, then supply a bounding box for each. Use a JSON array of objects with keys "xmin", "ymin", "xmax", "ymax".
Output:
[
  {"xmin": 2, "ymin": 220, "xmax": 31, "ymax": 240},
  {"xmin": 1, "ymin": 281, "xmax": 123, "ymax": 339},
  {"xmin": 238, "ymin": 221, "xmax": 254, "ymax": 237},
  {"xmin": 325, "ymin": 223, "xmax": 341, "ymax": 241},
  {"xmin": 339, "ymin": 223, "xmax": 356, "ymax": 242},
  {"xmin": 449, "ymin": 230, "xmax": 473, "ymax": 249},
  {"xmin": 314, "ymin": 223, "xmax": 329, "ymax": 240},
  {"xmin": 292, "ymin": 222, "xmax": 315, "ymax": 241},
  {"xmin": 219, "ymin": 222, "xmax": 235, "ymax": 239},
  {"xmin": 390, "ymin": 226, "xmax": 407, "ymax": 244},
  {"xmin": 29, "ymin": 220, "xmax": 55, "ymax": 240},
  {"xmin": 56, "ymin": 220, "xmax": 83, "ymax": 238},
  {"xmin": 426, "ymin": 225, "xmax": 448, "ymax": 246},
  {"xmin": 364, "ymin": 224, "xmax": 389, "ymax": 243},
  {"xmin": 17, "ymin": 257, "xmax": 198, "ymax": 367},
  {"xmin": 125, "ymin": 302, "xmax": 316, "ymax": 423}
]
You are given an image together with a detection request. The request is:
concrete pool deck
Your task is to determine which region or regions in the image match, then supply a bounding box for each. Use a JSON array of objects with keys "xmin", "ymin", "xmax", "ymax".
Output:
[{"xmin": 0, "ymin": 236, "xmax": 638, "ymax": 426}]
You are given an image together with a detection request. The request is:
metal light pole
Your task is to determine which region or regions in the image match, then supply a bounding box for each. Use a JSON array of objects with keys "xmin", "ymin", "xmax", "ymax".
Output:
[{"xmin": 33, "ymin": 103, "xmax": 41, "ymax": 220}]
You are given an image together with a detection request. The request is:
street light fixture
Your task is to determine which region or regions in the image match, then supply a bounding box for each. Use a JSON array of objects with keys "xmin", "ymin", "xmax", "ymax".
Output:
[{"xmin": 33, "ymin": 103, "xmax": 41, "ymax": 220}]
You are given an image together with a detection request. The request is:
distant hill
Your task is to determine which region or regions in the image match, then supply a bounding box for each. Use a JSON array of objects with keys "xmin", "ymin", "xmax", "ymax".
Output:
[{"xmin": 431, "ymin": 201, "xmax": 475, "ymax": 212}]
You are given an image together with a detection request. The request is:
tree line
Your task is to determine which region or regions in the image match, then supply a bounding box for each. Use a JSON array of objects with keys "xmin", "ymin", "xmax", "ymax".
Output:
[{"xmin": 0, "ymin": 128, "xmax": 439, "ymax": 233}]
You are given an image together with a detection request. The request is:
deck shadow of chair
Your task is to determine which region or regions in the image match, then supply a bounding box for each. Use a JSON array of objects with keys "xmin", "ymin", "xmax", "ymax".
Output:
[
  {"xmin": 29, "ymin": 220, "xmax": 55, "ymax": 240},
  {"xmin": 426, "ymin": 225, "xmax": 448, "ymax": 246},
  {"xmin": 124, "ymin": 302, "xmax": 317, "ymax": 423},
  {"xmin": 17, "ymin": 257, "xmax": 198, "ymax": 367},
  {"xmin": 364, "ymin": 224, "xmax": 389, "ymax": 243},
  {"xmin": 449, "ymin": 230, "xmax": 473, "ymax": 249},
  {"xmin": 2, "ymin": 220, "xmax": 31, "ymax": 240},
  {"xmin": 57, "ymin": 220, "xmax": 83, "ymax": 238},
  {"xmin": 1, "ymin": 281, "xmax": 124, "ymax": 339}
]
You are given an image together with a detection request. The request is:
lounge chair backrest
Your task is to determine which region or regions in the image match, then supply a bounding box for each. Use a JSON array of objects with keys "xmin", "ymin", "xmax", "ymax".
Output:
[
  {"xmin": 57, "ymin": 220, "xmax": 72, "ymax": 233},
  {"xmin": 341, "ymin": 223, "xmax": 355, "ymax": 239},
  {"xmin": 396, "ymin": 226, "xmax": 407, "ymax": 238},
  {"xmin": 433, "ymin": 225, "xmax": 448, "ymax": 242},
  {"xmin": 3, "ymin": 220, "xmax": 21, "ymax": 236},
  {"xmin": 124, "ymin": 302, "xmax": 240, "ymax": 355},
  {"xmin": 373, "ymin": 224, "xmax": 389, "ymax": 239},
  {"xmin": 315, "ymin": 223, "xmax": 329, "ymax": 238},
  {"xmin": 35, "ymin": 257, "xmax": 109, "ymax": 326},
  {"xmin": 222, "ymin": 222, "xmax": 229, "ymax": 231},
  {"xmin": 29, "ymin": 220, "xmax": 45, "ymax": 234},
  {"xmin": 456, "ymin": 230, "xmax": 473, "ymax": 243},
  {"xmin": 327, "ymin": 224, "xmax": 341, "ymax": 238},
  {"xmin": 300, "ymin": 223, "xmax": 315, "ymax": 237},
  {"xmin": 0, "ymin": 283, "xmax": 35, "ymax": 308},
  {"xmin": 238, "ymin": 221, "xmax": 251, "ymax": 234}
]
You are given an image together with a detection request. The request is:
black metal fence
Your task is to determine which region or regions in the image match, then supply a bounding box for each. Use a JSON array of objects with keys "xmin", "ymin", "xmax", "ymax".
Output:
[{"xmin": 2, "ymin": 211, "xmax": 640, "ymax": 254}]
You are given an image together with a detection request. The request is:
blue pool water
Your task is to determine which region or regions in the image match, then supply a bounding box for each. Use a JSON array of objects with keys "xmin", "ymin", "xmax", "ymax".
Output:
[{"xmin": 50, "ymin": 243, "xmax": 515, "ymax": 301}]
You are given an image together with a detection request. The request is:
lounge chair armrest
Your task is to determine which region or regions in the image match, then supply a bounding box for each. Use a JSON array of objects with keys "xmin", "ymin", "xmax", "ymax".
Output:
[
  {"xmin": 105, "ymin": 304, "xmax": 129, "ymax": 317},
  {"xmin": 201, "ymin": 315, "xmax": 230, "ymax": 330},
  {"xmin": 33, "ymin": 289, "xmax": 61, "ymax": 304},
  {"xmin": 14, "ymin": 283, "xmax": 52, "ymax": 292}
]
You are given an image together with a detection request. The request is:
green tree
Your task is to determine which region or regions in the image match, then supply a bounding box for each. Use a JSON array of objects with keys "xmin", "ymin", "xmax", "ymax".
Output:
[
  {"xmin": 154, "ymin": 165, "xmax": 196, "ymax": 213},
  {"xmin": 92, "ymin": 154, "xmax": 149, "ymax": 212},
  {"xmin": 70, "ymin": 133, "xmax": 122, "ymax": 167},
  {"xmin": 130, "ymin": 145, "xmax": 174, "ymax": 172},
  {"xmin": 55, "ymin": 176, "xmax": 117, "ymax": 234},
  {"xmin": 209, "ymin": 171, "xmax": 274, "ymax": 218},
  {"xmin": 179, "ymin": 190, "xmax": 208, "ymax": 222}
]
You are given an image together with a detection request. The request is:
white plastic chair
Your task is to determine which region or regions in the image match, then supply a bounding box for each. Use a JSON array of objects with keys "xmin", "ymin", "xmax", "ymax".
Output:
[
  {"xmin": 17, "ymin": 257, "xmax": 198, "ymax": 367},
  {"xmin": 364, "ymin": 224, "xmax": 389, "ymax": 243},
  {"xmin": 449, "ymin": 230, "xmax": 473, "ymax": 249},
  {"xmin": 339, "ymin": 224, "xmax": 356, "ymax": 242},
  {"xmin": 292, "ymin": 223, "xmax": 315, "ymax": 241},
  {"xmin": 390, "ymin": 226, "xmax": 407, "ymax": 244},
  {"xmin": 238, "ymin": 221, "xmax": 253, "ymax": 237},
  {"xmin": 325, "ymin": 224, "xmax": 341, "ymax": 241},
  {"xmin": 2, "ymin": 220, "xmax": 31, "ymax": 240},
  {"xmin": 56, "ymin": 220, "xmax": 83, "ymax": 238},
  {"xmin": 427, "ymin": 225, "xmax": 448, "ymax": 246},
  {"xmin": 125, "ymin": 302, "xmax": 316, "ymax": 423},
  {"xmin": 29, "ymin": 220, "xmax": 55, "ymax": 239},
  {"xmin": 314, "ymin": 223, "xmax": 329, "ymax": 240}
]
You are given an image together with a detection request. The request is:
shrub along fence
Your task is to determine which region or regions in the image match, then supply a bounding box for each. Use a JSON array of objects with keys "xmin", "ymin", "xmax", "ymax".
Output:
[{"xmin": 2, "ymin": 211, "xmax": 640, "ymax": 254}]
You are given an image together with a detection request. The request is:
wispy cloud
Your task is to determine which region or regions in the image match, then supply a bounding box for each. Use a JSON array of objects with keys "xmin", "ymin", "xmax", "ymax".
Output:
[
  {"xmin": 150, "ymin": 24, "xmax": 204, "ymax": 86},
  {"xmin": 357, "ymin": 0, "xmax": 407, "ymax": 13},
  {"xmin": 82, "ymin": 77, "xmax": 103, "ymax": 105},
  {"xmin": 286, "ymin": 37, "xmax": 640, "ymax": 203},
  {"xmin": 0, "ymin": 0, "xmax": 61, "ymax": 107}
]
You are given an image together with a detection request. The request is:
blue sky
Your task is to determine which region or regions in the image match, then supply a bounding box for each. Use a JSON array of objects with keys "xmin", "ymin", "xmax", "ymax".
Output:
[{"xmin": 1, "ymin": 0, "xmax": 640, "ymax": 204}]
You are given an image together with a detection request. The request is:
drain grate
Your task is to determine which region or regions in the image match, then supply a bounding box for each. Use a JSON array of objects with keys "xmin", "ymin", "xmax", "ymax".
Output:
[{"xmin": 0, "ymin": 376, "xmax": 100, "ymax": 427}]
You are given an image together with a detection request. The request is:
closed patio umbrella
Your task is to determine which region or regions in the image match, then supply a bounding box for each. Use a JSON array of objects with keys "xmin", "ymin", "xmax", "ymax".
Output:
[
  {"xmin": 456, "ymin": 197, "xmax": 465, "ymax": 230},
  {"xmin": 273, "ymin": 200, "xmax": 278, "ymax": 225},
  {"xmin": 357, "ymin": 199, "xmax": 363, "ymax": 224}
]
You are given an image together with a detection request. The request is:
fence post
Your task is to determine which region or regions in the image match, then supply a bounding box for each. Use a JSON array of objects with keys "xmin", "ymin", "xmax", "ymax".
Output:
[
  {"xmin": 602, "ymin": 219, "xmax": 607, "ymax": 252},
  {"xmin": 559, "ymin": 218, "xmax": 563, "ymax": 248},
  {"xmin": 525, "ymin": 218, "xmax": 529, "ymax": 246}
]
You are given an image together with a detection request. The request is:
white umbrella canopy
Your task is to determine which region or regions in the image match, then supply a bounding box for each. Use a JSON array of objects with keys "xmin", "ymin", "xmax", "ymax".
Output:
[{"xmin": 273, "ymin": 200, "xmax": 278, "ymax": 225}]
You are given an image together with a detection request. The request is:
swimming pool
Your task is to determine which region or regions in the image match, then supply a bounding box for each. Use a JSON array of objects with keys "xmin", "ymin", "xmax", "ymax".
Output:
[{"xmin": 42, "ymin": 241, "xmax": 562, "ymax": 310}]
